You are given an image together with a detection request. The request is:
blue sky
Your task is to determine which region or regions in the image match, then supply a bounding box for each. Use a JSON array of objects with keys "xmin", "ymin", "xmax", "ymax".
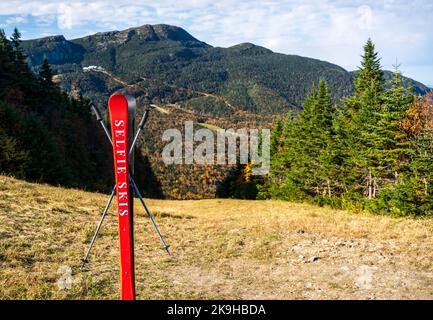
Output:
[{"xmin": 0, "ymin": 0, "xmax": 432, "ymax": 86}]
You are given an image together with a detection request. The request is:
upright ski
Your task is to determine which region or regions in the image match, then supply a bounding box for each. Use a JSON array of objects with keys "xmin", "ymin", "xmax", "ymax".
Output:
[
  {"xmin": 82, "ymin": 95, "xmax": 169, "ymax": 299},
  {"xmin": 108, "ymin": 93, "xmax": 135, "ymax": 300}
]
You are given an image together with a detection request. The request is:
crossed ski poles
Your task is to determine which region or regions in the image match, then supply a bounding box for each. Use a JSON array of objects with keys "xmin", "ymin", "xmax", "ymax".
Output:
[{"xmin": 81, "ymin": 102, "xmax": 170, "ymax": 269}]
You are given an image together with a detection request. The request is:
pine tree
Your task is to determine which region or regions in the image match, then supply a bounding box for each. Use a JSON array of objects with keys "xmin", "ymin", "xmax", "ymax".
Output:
[
  {"xmin": 260, "ymin": 37, "xmax": 430, "ymax": 215},
  {"xmin": 39, "ymin": 58, "xmax": 53, "ymax": 84},
  {"xmin": 10, "ymin": 27, "xmax": 21, "ymax": 49},
  {"xmin": 301, "ymin": 79, "xmax": 335, "ymax": 198},
  {"xmin": 261, "ymin": 79, "xmax": 336, "ymax": 201},
  {"xmin": 259, "ymin": 111, "xmax": 293, "ymax": 198},
  {"xmin": 388, "ymin": 93, "xmax": 433, "ymax": 215},
  {"xmin": 10, "ymin": 27, "xmax": 26, "ymax": 68},
  {"xmin": 0, "ymin": 102, "xmax": 28, "ymax": 177},
  {"xmin": 0, "ymin": 29, "xmax": 10, "ymax": 53},
  {"xmin": 410, "ymin": 128, "xmax": 433, "ymax": 198},
  {"xmin": 290, "ymin": 83, "xmax": 320, "ymax": 197},
  {"xmin": 338, "ymin": 39, "xmax": 385, "ymax": 199},
  {"xmin": 377, "ymin": 127, "xmax": 433, "ymax": 216},
  {"xmin": 270, "ymin": 117, "xmax": 283, "ymax": 155},
  {"xmin": 316, "ymin": 79, "xmax": 334, "ymax": 128},
  {"xmin": 315, "ymin": 79, "xmax": 335, "ymax": 198},
  {"xmin": 375, "ymin": 68, "xmax": 413, "ymax": 179},
  {"xmin": 0, "ymin": 29, "xmax": 13, "ymax": 96},
  {"xmin": 355, "ymin": 38, "xmax": 384, "ymax": 97}
]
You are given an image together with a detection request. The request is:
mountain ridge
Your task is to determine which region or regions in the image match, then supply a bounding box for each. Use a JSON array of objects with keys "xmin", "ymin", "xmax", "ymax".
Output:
[{"xmin": 22, "ymin": 23, "xmax": 430, "ymax": 116}]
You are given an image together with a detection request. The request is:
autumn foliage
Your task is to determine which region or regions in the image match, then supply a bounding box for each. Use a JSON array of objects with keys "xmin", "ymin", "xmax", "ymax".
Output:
[{"xmin": 402, "ymin": 92, "xmax": 433, "ymax": 136}]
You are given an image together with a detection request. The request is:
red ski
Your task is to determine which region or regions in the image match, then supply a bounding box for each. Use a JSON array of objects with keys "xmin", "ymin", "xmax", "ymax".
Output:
[{"xmin": 108, "ymin": 93, "xmax": 136, "ymax": 300}]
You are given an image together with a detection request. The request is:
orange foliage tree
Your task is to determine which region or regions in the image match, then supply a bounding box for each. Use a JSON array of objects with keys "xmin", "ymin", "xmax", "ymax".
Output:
[{"xmin": 401, "ymin": 92, "xmax": 433, "ymax": 136}]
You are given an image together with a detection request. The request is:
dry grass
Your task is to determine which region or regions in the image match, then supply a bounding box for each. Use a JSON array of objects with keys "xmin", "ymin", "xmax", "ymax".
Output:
[{"xmin": 1, "ymin": 175, "xmax": 433, "ymax": 300}]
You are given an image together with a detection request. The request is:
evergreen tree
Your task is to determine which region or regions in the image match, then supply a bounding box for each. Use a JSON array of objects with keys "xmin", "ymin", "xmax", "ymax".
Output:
[
  {"xmin": 10, "ymin": 27, "xmax": 21, "ymax": 49},
  {"xmin": 259, "ymin": 38, "xmax": 431, "ymax": 215},
  {"xmin": 10, "ymin": 27, "xmax": 26, "ymax": 69},
  {"xmin": 270, "ymin": 117, "xmax": 283, "ymax": 155},
  {"xmin": 39, "ymin": 58, "xmax": 53, "ymax": 84},
  {"xmin": 315, "ymin": 79, "xmax": 336, "ymax": 198},
  {"xmin": 284, "ymin": 83, "xmax": 319, "ymax": 198},
  {"xmin": 0, "ymin": 29, "xmax": 11, "ymax": 54},
  {"xmin": 339, "ymin": 39, "xmax": 385, "ymax": 199},
  {"xmin": 260, "ymin": 79, "xmax": 336, "ymax": 201},
  {"xmin": 410, "ymin": 128, "xmax": 433, "ymax": 198},
  {"xmin": 300, "ymin": 79, "xmax": 335, "ymax": 198},
  {"xmin": 0, "ymin": 29, "xmax": 14, "ymax": 97},
  {"xmin": 376, "ymin": 68, "xmax": 413, "ymax": 177},
  {"xmin": 0, "ymin": 102, "xmax": 28, "ymax": 177},
  {"xmin": 355, "ymin": 38, "xmax": 384, "ymax": 97}
]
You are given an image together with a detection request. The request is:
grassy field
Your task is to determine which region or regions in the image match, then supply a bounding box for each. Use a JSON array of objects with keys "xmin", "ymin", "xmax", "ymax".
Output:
[{"xmin": 1, "ymin": 175, "xmax": 433, "ymax": 300}]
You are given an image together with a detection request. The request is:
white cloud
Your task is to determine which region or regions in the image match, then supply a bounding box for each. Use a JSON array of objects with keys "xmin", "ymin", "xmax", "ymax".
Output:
[
  {"xmin": 57, "ymin": 3, "xmax": 74, "ymax": 29},
  {"xmin": 0, "ymin": 0, "xmax": 432, "ymax": 84},
  {"xmin": 356, "ymin": 5, "xmax": 373, "ymax": 30},
  {"xmin": 5, "ymin": 15, "xmax": 27, "ymax": 25}
]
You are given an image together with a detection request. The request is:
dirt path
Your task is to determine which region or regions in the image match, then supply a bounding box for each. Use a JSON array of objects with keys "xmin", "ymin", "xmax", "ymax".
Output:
[{"xmin": 149, "ymin": 200, "xmax": 433, "ymax": 300}]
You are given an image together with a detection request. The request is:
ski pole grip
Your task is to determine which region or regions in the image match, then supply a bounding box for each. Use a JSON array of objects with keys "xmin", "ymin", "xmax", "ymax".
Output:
[
  {"xmin": 138, "ymin": 109, "xmax": 149, "ymax": 130},
  {"xmin": 90, "ymin": 102, "xmax": 103, "ymax": 122}
]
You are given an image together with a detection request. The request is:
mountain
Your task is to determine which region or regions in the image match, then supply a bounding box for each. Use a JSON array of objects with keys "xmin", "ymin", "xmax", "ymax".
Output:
[
  {"xmin": 22, "ymin": 24, "xmax": 430, "ymax": 117},
  {"xmin": 19, "ymin": 24, "xmax": 431, "ymax": 199}
]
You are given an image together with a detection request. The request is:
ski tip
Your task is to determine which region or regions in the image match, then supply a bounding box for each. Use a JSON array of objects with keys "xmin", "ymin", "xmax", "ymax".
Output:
[{"xmin": 108, "ymin": 92, "xmax": 128, "ymax": 107}]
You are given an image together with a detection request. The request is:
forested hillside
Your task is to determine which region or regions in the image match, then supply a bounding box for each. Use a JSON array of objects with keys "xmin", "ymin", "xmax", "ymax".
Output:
[
  {"xmin": 258, "ymin": 39, "xmax": 433, "ymax": 215},
  {"xmin": 0, "ymin": 28, "xmax": 114, "ymax": 191},
  {"xmin": 0, "ymin": 28, "xmax": 166, "ymax": 197},
  {"xmin": 2, "ymin": 27, "xmax": 273, "ymax": 199}
]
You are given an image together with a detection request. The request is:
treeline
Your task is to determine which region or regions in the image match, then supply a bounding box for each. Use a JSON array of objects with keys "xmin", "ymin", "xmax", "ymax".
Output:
[
  {"xmin": 0, "ymin": 28, "xmax": 113, "ymax": 191},
  {"xmin": 258, "ymin": 39, "xmax": 433, "ymax": 216}
]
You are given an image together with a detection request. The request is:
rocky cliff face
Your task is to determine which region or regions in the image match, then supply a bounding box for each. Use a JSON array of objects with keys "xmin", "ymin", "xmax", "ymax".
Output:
[
  {"xmin": 73, "ymin": 24, "xmax": 209, "ymax": 52},
  {"xmin": 23, "ymin": 35, "xmax": 84, "ymax": 66}
]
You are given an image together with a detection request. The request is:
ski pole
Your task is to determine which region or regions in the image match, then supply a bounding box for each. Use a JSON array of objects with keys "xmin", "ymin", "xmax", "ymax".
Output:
[
  {"xmin": 81, "ymin": 105, "xmax": 153, "ymax": 266},
  {"xmin": 129, "ymin": 176, "xmax": 170, "ymax": 255},
  {"xmin": 129, "ymin": 108, "xmax": 149, "ymax": 160},
  {"xmin": 124, "ymin": 107, "xmax": 170, "ymax": 253},
  {"xmin": 91, "ymin": 102, "xmax": 170, "ymax": 255},
  {"xmin": 124, "ymin": 108, "xmax": 170, "ymax": 253},
  {"xmin": 80, "ymin": 185, "xmax": 116, "ymax": 268},
  {"xmin": 90, "ymin": 102, "xmax": 112, "ymax": 144},
  {"xmin": 91, "ymin": 102, "xmax": 149, "ymax": 159}
]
